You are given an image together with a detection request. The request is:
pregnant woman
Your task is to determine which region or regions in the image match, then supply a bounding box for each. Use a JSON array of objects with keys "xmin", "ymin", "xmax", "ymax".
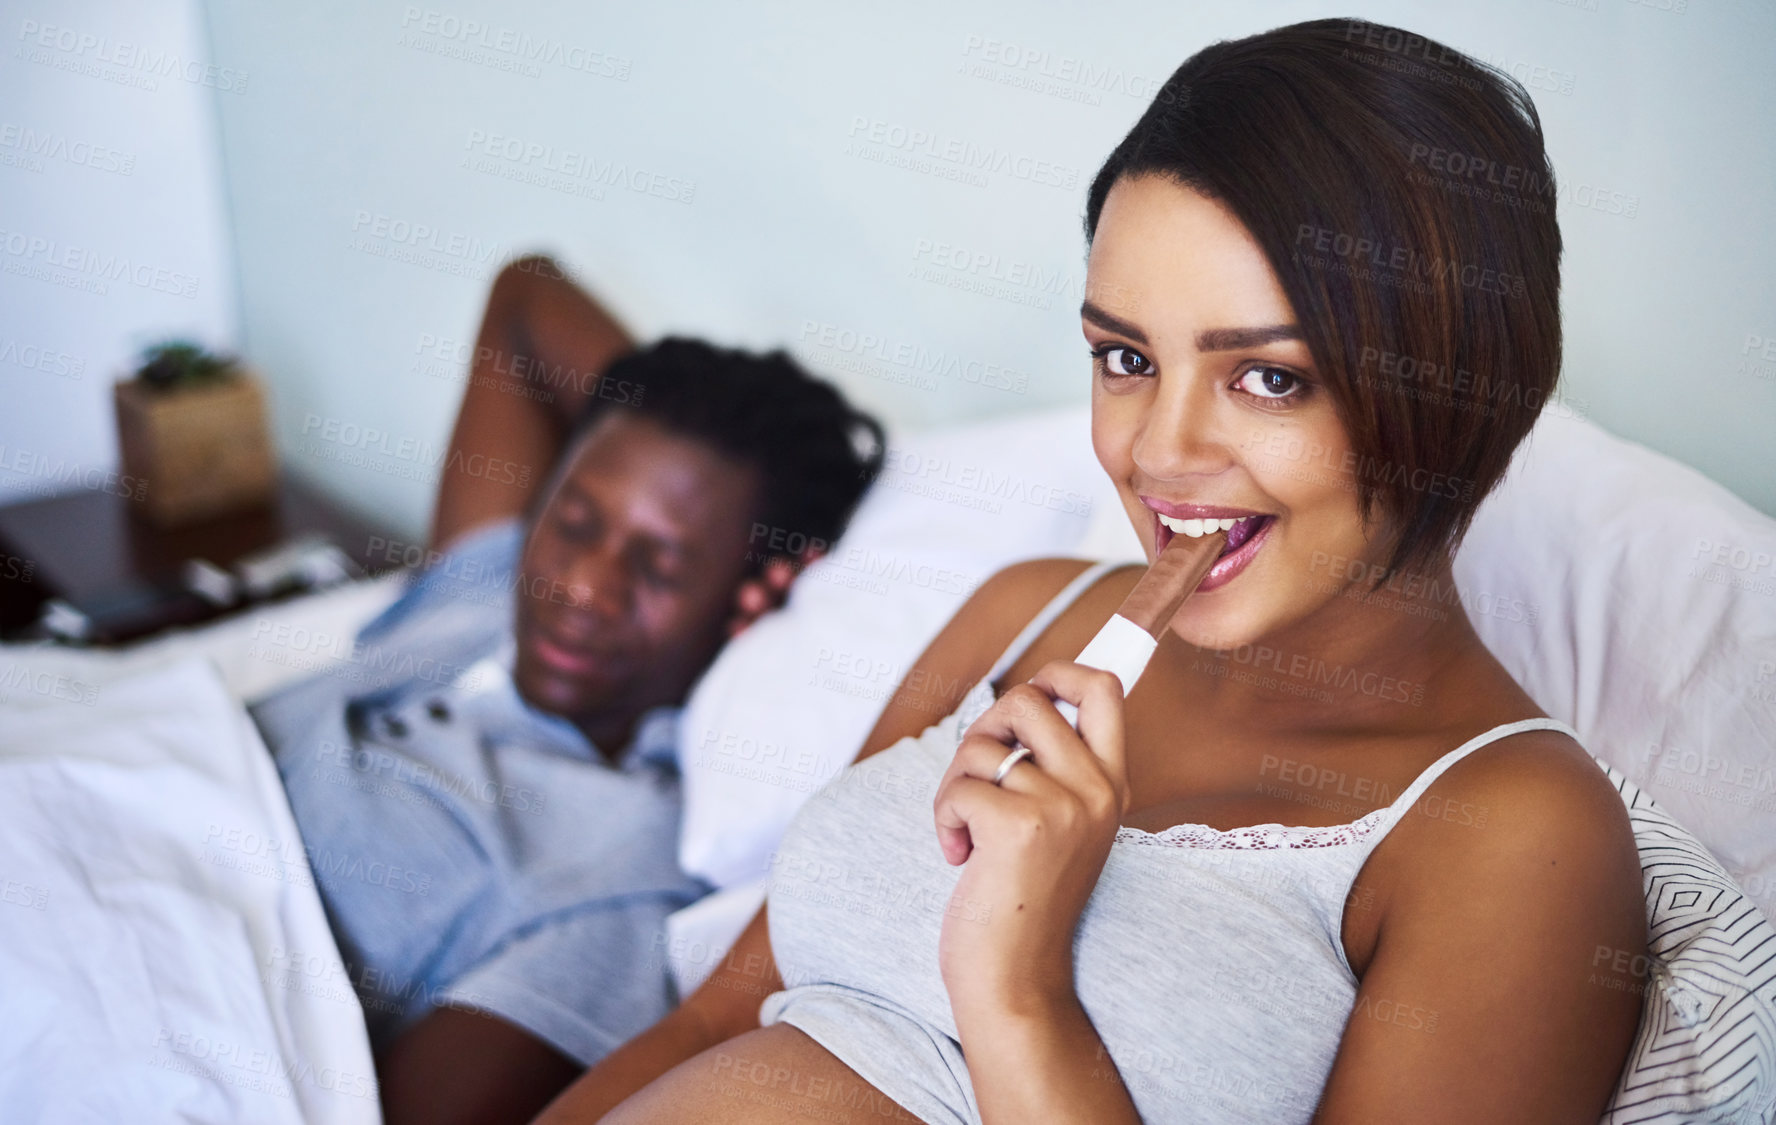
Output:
[{"xmin": 540, "ymin": 17, "xmax": 1646, "ymax": 1124}]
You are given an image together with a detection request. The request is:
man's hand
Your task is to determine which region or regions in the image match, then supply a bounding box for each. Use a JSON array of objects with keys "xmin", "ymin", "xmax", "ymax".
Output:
[{"xmin": 725, "ymin": 546, "xmax": 825, "ymax": 637}]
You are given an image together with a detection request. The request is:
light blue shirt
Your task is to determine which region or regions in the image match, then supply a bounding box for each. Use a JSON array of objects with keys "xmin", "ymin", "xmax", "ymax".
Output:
[{"xmin": 251, "ymin": 519, "xmax": 712, "ymax": 1064}]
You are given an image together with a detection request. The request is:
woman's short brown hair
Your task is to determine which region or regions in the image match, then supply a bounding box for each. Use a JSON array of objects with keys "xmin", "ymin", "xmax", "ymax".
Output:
[{"xmin": 1084, "ymin": 17, "xmax": 1564, "ymax": 588}]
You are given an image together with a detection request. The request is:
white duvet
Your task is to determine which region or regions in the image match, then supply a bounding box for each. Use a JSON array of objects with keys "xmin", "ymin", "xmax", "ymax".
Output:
[{"xmin": 0, "ymin": 653, "xmax": 382, "ymax": 1123}]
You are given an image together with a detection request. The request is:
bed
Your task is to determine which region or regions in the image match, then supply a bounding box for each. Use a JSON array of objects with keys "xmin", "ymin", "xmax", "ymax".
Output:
[
  {"xmin": 2, "ymin": 402, "xmax": 1772, "ymax": 1123},
  {"xmin": 0, "ymin": 575, "xmax": 404, "ymax": 1123}
]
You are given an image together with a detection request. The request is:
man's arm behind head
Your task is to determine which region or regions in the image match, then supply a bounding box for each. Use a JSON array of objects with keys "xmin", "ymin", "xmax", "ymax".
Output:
[{"xmin": 430, "ymin": 254, "xmax": 635, "ymax": 554}]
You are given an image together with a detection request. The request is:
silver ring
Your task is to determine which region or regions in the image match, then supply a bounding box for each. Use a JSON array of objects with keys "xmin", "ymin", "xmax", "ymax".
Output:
[{"xmin": 991, "ymin": 745, "xmax": 1034, "ymax": 786}]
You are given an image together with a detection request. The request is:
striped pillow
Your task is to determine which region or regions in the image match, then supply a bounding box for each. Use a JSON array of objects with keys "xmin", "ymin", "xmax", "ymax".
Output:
[{"xmin": 1595, "ymin": 759, "xmax": 1776, "ymax": 1124}]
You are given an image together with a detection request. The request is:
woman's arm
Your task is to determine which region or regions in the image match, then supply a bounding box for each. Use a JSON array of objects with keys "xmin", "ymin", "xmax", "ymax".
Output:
[
  {"xmin": 956, "ymin": 989, "xmax": 1142, "ymax": 1124},
  {"xmin": 932, "ymin": 659, "xmax": 1145, "ymax": 1125},
  {"xmin": 430, "ymin": 255, "xmax": 634, "ymax": 552},
  {"xmin": 533, "ymin": 558, "xmax": 1099, "ymax": 1122},
  {"xmin": 527, "ymin": 913, "xmax": 756, "ymax": 1124},
  {"xmin": 1310, "ymin": 731, "xmax": 1646, "ymax": 1123}
]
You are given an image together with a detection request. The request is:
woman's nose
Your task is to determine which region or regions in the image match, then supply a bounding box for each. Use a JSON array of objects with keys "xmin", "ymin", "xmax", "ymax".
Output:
[{"xmin": 1132, "ymin": 371, "xmax": 1230, "ymax": 480}]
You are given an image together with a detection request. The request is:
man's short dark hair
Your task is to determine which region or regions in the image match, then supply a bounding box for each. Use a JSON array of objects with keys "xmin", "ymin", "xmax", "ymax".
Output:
[{"xmin": 574, "ymin": 336, "xmax": 885, "ymax": 572}]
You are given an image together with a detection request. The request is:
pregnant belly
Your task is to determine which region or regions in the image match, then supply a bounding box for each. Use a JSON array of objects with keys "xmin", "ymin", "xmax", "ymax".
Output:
[{"xmin": 602, "ymin": 1024, "xmax": 929, "ymax": 1124}]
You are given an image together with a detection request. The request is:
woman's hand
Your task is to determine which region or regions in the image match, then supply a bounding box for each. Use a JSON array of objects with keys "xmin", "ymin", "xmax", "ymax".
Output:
[{"xmin": 931, "ymin": 660, "xmax": 1131, "ymax": 1014}]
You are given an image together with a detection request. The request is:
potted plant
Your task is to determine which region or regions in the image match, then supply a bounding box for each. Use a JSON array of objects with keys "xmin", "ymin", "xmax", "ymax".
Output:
[{"xmin": 113, "ymin": 340, "xmax": 277, "ymax": 527}]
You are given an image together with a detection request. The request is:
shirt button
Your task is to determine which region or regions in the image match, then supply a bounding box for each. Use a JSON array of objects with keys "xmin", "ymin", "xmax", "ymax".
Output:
[{"xmin": 426, "ymin": 699, "xmax": 451, "ymax": 723}]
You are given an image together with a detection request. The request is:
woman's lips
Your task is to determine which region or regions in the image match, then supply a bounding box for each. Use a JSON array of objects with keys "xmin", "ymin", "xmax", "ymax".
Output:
[{"xmin": 1153, "ymin": 512, "xmax": 1276, "ymax": 592}]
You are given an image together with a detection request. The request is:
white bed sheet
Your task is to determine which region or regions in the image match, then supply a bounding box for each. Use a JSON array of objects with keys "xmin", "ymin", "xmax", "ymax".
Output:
[{"xmin": 0, "ymin": 579, "xmax": 403, "ymax": 1123}]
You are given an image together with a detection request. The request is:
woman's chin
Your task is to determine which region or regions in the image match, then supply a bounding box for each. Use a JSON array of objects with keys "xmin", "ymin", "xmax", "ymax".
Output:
[
  {"xmin": 1163, "ymin": 576, "xmax": 1294, "ymax": 652},
  {"xmin": 1165, "ymin": 600, "xmax": 1244, "ymax": 653}
]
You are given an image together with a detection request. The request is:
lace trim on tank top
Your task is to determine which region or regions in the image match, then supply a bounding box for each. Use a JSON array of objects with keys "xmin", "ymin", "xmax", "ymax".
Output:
[
  {"xmin": 963, "ymin": 559, "xmax": 1585, "ymax": 853},
  {"xmin": 963, "ymin": 670, "xmax": 1399, "ymax": 850},
  {"xmin": 1113, "ymin": 811, "xmax": 1394, "ymax": 850},
  {"xmin": 1112, "ymin": 717, "xmax": 1584, "ymax": 850}
]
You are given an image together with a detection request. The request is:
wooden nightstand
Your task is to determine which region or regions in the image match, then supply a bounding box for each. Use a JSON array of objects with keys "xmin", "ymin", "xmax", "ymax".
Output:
[{"xmin": 0, "ymin": 477, "xmax": 399, "ymax": 643}]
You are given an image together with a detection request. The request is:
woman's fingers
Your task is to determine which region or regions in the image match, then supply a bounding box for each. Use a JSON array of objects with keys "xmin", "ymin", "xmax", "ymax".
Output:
[
  {"xmin": 934, "ymin": 736, "xmax": 1030, "ymax": 863},
  {"xmin": 933, "ymin": 701, "xmax": 1067, "ymax": 861},
  {"xmin": 735, "ymin": 556, "xmax": 806, "ymax": 624},
  {"xmin": 960, "ymin": 665, "xmax": 1128, "ymax": 804},
  {"xmin": 934, "ymin": 661, "xmax": 1131, "ymax": 863},
  {"xmin": 933, "ymin": 774, "xmax": 1044, "ymax": 865},
  {"xmin": 1028, "ymin": 660, "xmax": 1131, "ymax": 805},
  {"xmin": 945, "ymin": 730, "xmax": 1069, "ymax": 797}
]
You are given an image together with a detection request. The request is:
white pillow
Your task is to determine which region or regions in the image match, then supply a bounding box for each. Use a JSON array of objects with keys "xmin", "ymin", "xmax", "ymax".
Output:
[
  {"xmin": 675, "ymin": 404, "xmax": 1114, "ymax": 890},
  {"xmin": 1453, "ymin": 406, "xmax": 1776, "ymax": 925}
]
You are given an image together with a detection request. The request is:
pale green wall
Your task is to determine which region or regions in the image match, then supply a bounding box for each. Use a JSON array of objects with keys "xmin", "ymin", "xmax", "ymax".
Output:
[{"xmin": 202, "ymin": 0, "xmax": 1776, "ymax": 541}]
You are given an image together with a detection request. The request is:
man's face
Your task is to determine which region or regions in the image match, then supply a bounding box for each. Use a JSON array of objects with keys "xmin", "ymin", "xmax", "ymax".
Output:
[{"xmin": 512, "ymin": 411, "xmax": 762, "ymax": 726}]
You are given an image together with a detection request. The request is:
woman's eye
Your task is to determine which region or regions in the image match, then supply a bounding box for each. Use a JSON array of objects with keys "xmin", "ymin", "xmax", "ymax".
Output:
[
  {"xmin": 1093, "ymin": 346, "xmax": 1152, "ymax": 377},
  {"xmin": 1235, "ymin": 365, "xmax": 1307, "ymax": 401}
]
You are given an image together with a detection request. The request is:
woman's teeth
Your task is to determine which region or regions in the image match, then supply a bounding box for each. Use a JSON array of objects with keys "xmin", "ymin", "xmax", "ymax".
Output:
[{"xmin": 1156, "ymin": 514, "xmax": 1259, "ymax": 537}]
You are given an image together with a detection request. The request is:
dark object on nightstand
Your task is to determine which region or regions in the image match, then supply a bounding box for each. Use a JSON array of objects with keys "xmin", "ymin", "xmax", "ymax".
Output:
[{"xmin": 0, "ymin": 477, "xmax": 398, "ymax": 644}]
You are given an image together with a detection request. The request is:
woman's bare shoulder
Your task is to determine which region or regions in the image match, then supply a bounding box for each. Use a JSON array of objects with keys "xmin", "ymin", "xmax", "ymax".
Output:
[
  {"xmin": 939, "ymin": 557, "xmax": 1126, "ymax": 652},
  {"xmin": 1376, "ymin": 723, "xmax": 1643, "ymax": 930},
  {"xmin": 1339, "ymin": 719, "xmax": 1645, "ymax": 992},
  {"xmin": 850, "ymin": 558, "xmax": 1137, "ymax": 761},
  {"xmin": 977, "ymin": 558, "xmax": 1144, "ymax": 687},
  {"xmin": 974, "ymin": 556, "xmax": 1126, "ymax": 613},
  {"xmin": 1437, "ymin": 726, "xmax": 1636, "ymax": 845},
  {"xmin": 1330, "ymin": 721, "xmax": 1647, "ymax": 1121}
]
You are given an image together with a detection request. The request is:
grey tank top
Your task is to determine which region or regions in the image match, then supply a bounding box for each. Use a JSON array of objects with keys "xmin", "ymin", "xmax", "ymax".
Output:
[{"xmin": 759, "ymin": 560, "xmax": 1582, "ymax": 1124}]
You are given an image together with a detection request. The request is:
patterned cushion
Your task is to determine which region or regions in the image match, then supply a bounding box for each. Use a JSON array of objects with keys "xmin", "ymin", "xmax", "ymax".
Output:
[{"xmin": 1596, "ymin": 758, "xmax": 1776, "ymax": 1124}]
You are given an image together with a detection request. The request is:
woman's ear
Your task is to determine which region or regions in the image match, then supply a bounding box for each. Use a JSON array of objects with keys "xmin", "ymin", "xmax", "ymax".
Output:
[{"xmin": 723, "ymin": 546, "xmax": 826, "ymax": 637}]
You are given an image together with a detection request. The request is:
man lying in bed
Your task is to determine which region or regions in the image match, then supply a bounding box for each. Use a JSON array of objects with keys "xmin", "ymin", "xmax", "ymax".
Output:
[{"xmin": 250, "ymin": 255, "xmax": 883, "ymax": 1125}]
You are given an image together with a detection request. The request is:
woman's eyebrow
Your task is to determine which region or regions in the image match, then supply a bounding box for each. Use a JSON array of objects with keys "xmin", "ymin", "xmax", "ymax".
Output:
[
  {"xmin": 1195, "ymin": 324, "xmax": 1304, "ymax": 351},
  {"xmin": 1080, "ymin": 300, "xmax": 1150, "ymax": 344},
  {"xmin": 1082, "ymin": 302, "xmax": 1303, "ymax": 353}
]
